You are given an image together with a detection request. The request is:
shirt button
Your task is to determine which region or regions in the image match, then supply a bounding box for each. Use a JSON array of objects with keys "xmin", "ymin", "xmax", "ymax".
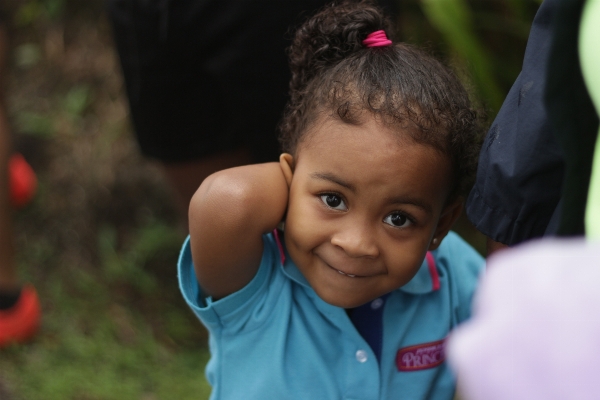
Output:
[
  {"xmin": 371, "ymin": 298, "xmax": 384, "ymax": 310},
  {"xmin": 356, "ymin": 350, "xmax": 368, "ymax": 363}
]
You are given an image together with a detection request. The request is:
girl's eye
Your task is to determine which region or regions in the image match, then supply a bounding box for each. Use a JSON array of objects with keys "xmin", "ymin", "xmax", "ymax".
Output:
[
  {"xmin": 320, "ymin": 194, "xmax": 347, "ymax": 211},
  {"xmin": 384, "ymin": 212, "xmax": 412, "ymax": 228}
]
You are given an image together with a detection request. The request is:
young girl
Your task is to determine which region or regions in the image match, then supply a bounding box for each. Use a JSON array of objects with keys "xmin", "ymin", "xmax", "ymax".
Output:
[{"xmin": 178, "ymin": 1, "xmax": 484, "ymax": 398}]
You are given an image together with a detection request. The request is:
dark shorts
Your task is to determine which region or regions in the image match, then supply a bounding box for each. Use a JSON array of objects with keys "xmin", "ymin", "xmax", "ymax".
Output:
[
  {"xmin": 107, "ymin": 0, "xmax": 397, "ymax": 163},
  {"xmin": 107, "ymin": 0, "xmax": 333, "ymax": 163}
]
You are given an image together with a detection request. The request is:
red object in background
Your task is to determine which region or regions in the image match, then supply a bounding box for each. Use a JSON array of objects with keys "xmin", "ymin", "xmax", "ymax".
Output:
[
  {"xmin": 9, "ymin": 153, "xmax": 37, "ymax": 208},
  {"xmin": 0, "ymin": 285, "xmax": 41, "ymax": 347}
]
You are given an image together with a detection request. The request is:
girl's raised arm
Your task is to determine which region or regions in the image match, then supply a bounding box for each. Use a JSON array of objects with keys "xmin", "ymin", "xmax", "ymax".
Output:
[{"xmin": 188, "ymin": 162, "xmax": 289, "ymax": 300}]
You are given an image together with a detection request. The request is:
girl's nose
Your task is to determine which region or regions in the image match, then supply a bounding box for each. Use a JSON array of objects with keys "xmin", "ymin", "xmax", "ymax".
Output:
[{"xmin": 330, "ymin": 223, "xmax": 379, "ymax": 258}]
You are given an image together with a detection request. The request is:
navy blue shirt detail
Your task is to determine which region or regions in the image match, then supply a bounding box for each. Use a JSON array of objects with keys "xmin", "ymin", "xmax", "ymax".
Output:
[{"xmin": 347, "ymin": 293, "xmax": 390, "ymax": 364}]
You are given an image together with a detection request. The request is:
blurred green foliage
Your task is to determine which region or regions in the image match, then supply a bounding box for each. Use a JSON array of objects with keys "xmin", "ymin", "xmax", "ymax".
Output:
[
  {"xmin": 2, "ymin": 218, "xmax": 212, "ymax": 399},
  {"xmin": 14, "ymin": 42, "xmax": 42, "ymax": 68},
  {"xmin": 63, "ymin": 85, "xmax": 93, "ymax": 119},
  {"xmin": 14, "ymin": 0, "xmax": 65, "ymax": 26},
  {"xmin": 15, "ymin": 110, "xmax": 54, "ymax": 137},
  {"xmin": 99, "ymin": 221, "xmax": 183, "ymax": 294},
  {"xmin": 421, "ymin": 0, "xmax": 505, "ymax": 110},
  {"xmin": 396, "ymin": 0, "xmax": 540, "ymax": 119}
]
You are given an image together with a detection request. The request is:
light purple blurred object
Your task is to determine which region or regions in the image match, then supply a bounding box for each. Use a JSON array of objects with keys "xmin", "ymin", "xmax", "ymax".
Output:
[{"xmin": 447, "ymin": 239, "xmax": 600, "ymax": 400}]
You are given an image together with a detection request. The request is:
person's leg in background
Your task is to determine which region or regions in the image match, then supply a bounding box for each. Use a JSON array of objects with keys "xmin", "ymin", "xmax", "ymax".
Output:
[
  {"xmin": 106, "ymin": 0, "xmax": 270, "ymax": 230},
  {"xmin": 0, "ymin": 23, "xmax": 18, "ymax": 306},
  {"xmin": 0, "ymin": 22, "xmax": 41, "ymax": 348}
]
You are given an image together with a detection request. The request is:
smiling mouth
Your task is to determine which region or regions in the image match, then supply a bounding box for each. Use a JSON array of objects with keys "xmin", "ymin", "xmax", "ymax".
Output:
[
  {"xmin": 326, "ymin": 263, "xmax": 362, "ymax": 278},
  {"xmin": 335, "ymin": 269, "xmax": 357, "ymax": 278},
  {"xmin": 320, "ymin": 256, "xmax": 364, "ymax": 278}
]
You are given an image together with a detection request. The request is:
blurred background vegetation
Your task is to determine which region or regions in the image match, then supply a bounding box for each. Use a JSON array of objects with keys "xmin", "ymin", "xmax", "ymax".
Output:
[{"xmin": 0, "ymin": 0, "xmax": 540, "ymax": 399}]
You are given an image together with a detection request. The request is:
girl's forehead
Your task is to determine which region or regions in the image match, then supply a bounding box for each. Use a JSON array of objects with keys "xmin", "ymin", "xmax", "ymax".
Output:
[
  {"xmin": 299, "ymin": 118, "xmax": 426, "ymax": 166},
  {"xmin": 296, "ymin": 115, "xmax": 416, "ymax": 156}
]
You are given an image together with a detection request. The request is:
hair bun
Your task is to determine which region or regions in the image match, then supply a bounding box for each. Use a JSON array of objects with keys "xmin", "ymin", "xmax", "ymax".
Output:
[{"xmin": 287, "ymin": 0, "xmax": 392, "ymax": 96}]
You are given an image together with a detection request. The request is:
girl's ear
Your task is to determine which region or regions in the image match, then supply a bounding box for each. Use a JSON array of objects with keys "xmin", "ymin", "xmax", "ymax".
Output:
[
  {"xmin": 279, "ymin": 153, "xmax": 295, "ymax": 187},
  {"xmin": 428, "ymin": 199, "xmax": 463, "ymax": 250}
]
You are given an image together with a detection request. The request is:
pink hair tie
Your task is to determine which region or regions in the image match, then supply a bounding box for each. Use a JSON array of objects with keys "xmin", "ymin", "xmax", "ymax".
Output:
[{"xmin": 362, "ymin": 30, "xmax": 392, "ymax": 48}]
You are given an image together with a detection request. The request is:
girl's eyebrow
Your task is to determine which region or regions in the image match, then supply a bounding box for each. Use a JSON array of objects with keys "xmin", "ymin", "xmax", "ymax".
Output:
[
  {"xmin": 310, "ymin": 172, "xmax": 356, "ymax": 192},
  {"xmin": 387, "ymin": 196, "xmax": 433, "ymax": 213}
]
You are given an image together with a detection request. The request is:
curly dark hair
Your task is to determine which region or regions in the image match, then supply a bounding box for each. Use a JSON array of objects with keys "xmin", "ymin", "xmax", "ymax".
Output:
[{"xmin": 279, "ymin": 0, "xmax": 483, "ymax": 199}]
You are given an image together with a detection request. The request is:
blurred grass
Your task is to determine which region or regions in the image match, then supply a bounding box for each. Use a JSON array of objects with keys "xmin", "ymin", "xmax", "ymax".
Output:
[
  {"xmin": 1, "ymin": 1, "xmax": 212, "ymax": 398},
  {"xmin": 0, "ymin": 0, "xmax": 541, "ymax": 398},
  {"xmin": 1, "ymin": 306, "xmax": 211, "ymax": 399},
  {"xmin": 2, "ymin": 216, "xmax": 212, "ymax": 399}
]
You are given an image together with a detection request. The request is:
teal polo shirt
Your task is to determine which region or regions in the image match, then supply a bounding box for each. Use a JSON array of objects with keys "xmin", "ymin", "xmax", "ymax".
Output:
[{"xmin": 178, "ymin": 231, "xmax": 484, "ymax": 400}]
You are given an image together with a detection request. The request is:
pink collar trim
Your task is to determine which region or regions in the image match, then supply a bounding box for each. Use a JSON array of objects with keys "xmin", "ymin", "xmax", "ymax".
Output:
[
  {"xmin": 426, "ymin": 251, "xmax": 440, "ymax": 291},
  {"xmin": 273, "ymin": 229, "xmax": 286, "ymax": 265}
]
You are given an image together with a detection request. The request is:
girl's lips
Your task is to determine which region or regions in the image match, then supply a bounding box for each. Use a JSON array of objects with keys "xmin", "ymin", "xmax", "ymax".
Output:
[
  {"xmin": 317, "ymin": 253, "xmax": 369, "ymax": 278},
  {"xmin": 335, "ymin": 268, "xmax": 357, "ymax": 278},
  {"xmin": 324, "ymin": 261, "xmax": 363, "ymax": 278}
]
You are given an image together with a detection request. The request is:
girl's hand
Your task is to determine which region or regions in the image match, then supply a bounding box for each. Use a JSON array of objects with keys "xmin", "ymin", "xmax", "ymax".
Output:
[{"xmin": 188, "ymin": 162, "xmax": 289, "ymax": 300}]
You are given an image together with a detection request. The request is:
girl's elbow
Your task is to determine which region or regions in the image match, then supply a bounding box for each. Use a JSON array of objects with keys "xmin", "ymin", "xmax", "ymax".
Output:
[{"xmin": 189, "ymin": 172, "xmax": 257, "ymax": 231}]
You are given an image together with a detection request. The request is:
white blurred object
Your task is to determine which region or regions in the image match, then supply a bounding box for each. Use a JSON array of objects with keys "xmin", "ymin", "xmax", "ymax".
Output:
[{"xmin": 447, "ymin": 239, "xmax": 600, "ymax": 400}]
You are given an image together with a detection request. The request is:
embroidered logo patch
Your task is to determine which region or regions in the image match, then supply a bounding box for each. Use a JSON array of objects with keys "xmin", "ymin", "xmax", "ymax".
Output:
[{"xmin": 396, "ymin": 339, "xmax": 445, "ymax": 371}]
